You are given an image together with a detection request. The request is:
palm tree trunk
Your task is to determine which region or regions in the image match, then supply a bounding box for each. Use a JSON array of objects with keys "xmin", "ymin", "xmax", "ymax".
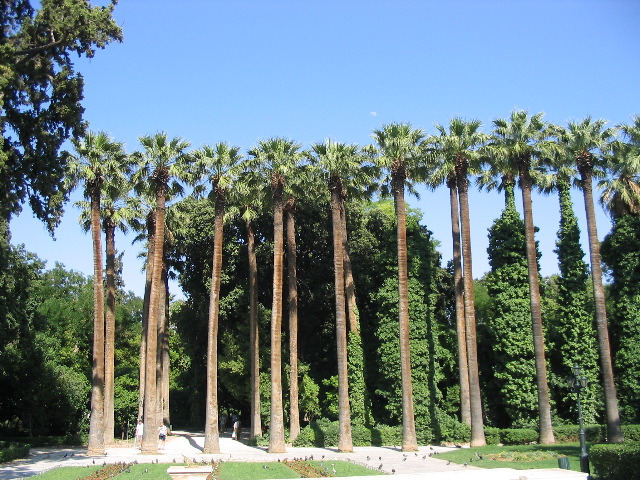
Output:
[
  {"xmin": 392, "ymin": 165, "xmax": 417, "ymax": 452},
  {"xmin": 204, "ymin": 193, "xmax": 224, "ymax": 454},
  {"xmin": 246, "ymin": 218, "xmax": 262, "ymax": 439},
  {"xmin": 158, "ymin": 261, "xmax": 170, "ymax": 429},
  {"xmin": 141, "ymin": 191, "xmax": 166, "ymax": 454},
  {"xmin": 331, "ymin": 179, "xmax": 353, "ymax": 452},
  {"xmin": 269, "ymin": 183, "xmax": 286, "ymax": 453},
  {"xmin": 456, "ymin": 163, "xmax": 486, "ymax": 447},
  {"xmin": 448, "ymin": 180, "xmax": 470, "ymax": 426},
  {"xmin": 104, "ymin": 220, "xmax": 116, "ymax": 446},
  {"xmin": 161, "ymin": 272, "xmax": 171, "ymax": 427},
  {"xmin": 87, "ymin": 190, "xmax": 106, "ymax": 455},
  {"xmin": 285, "ymin": 203, "xmax": 300, "ymax": 443},
  {"xmin": 340, "ymin": 202, "xmax": 359, "ymax": 334},
  {"xmin": 518, "ymin": 163, "xmax": 555, "ymax": 444},
  {"xmin": 138, "ymin": 214, "xmax": 155, "ymax": 421},
  {"xmin": 579, "ymin": 163, "xmax": 624, "ymax": 443}
]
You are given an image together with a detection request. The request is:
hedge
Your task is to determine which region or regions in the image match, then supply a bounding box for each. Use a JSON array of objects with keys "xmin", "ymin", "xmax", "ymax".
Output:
[
  {"xmin": 590, "ymin": 442, "xmax": 640, "ymax": 480},
  {"xmin": 0, "ymin": 442, "xmax": 31, "ymax": 463}
]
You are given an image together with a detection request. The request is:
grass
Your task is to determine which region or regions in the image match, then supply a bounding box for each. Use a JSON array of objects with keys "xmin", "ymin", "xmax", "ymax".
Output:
[
  {"xmin": 31, "ymin": 460, "xmax": 383, "ymax": 479},
  {"xmin": 435, "ymin": 442, "xmax": 583, "ymax": 471}
]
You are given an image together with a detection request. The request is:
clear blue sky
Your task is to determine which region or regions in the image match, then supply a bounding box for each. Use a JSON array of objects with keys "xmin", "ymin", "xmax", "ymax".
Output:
[{"xmin": 10, "ymin": 0, "xmax": 640, "ymax": 298}]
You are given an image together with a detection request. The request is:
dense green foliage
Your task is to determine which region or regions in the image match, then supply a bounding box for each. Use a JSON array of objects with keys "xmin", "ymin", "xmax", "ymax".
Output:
[
  {"xmin": 601, "ymin": 213, "xmax": 640, "ymax": 423},
  {"xmin": 0, "ymin": 0, "xmax": 122, "ymax": 232},
  {"xmin": 546, "ymin": 180, "xmax": 601, "ymax": 423},
  {"xmin": 481, "ymin": 187, "xmax": 538, "ymax": 427},
  {"xmin": 0, "ymin": 240, "xmax": 142, "ymax": 438},
  {"xmin": 589, "ymin": 442, "xmax": 640, "ymax": 480}
]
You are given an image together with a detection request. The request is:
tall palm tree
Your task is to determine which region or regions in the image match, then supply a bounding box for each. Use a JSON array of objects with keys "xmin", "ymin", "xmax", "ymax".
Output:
[
  {"xmin": 132, "ymin": 132, "xmax": 192, "ymax": 454},
  {"xmin": 233, "ymin": 170, "xmax": 267, "ymax": 439},
  {"xmin": 371, "ymin": 122, "xmax": 426, "ymax": 452},
  {"xmin": 194, "ymin": 142, "xmax": 243, "ymax": 454},
  {"xmin": 66, "ymin": 131, "xmax": 127, "ymax": 455},
  {"xmin": 309, "ymin": 139, "xmax": 367, "ymax": 452},
  {"xmin": 554, "ymin": 117, "xmax": 623, "ymax": 442},
  {"xmin": 247, "ymin": 137, "xmax": 302, "ymax": 453},
  {"xmin": 426, "ymin": 118, "xmax": 487, "ymax": 443},
  {"xmin": 488, "ymin": 110, "xmax": 555, "ymax": 444}
]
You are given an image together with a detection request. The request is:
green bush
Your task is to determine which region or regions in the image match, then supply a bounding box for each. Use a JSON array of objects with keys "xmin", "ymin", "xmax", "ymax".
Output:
[
  {"xmin": 484, "ymin": 427, "xmax": 501, "ymax": 445},
  {"xmin": 590, "ymin": 442, "xmax": 640, "ymax": 480},
  {"xmin": 0, "ymin": 435, "xmax": 82, "ymax": 447},
  {"xmin": 499, "ymin": 428, "xmax": 538, "ymax": 445},
  {"xmin": 0, "ymin": 442, "xmax": 30, "ymax": 463},
  {"xmin": 622, "ymin": 424, "xmax": 640, "ymax": 441}
]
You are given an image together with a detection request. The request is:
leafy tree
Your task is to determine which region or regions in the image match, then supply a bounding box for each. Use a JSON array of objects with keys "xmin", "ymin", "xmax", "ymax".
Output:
[
  {"xmin": 483, "ymin": 183, "xmax": 539, "ymax": 427},
  {"xmin": 0, "ymin": 0, "xmax": 121, "ymax": 236},
  {"xmin": 601, "ymin": 214, "xmax": 640, "ymax": 422}
]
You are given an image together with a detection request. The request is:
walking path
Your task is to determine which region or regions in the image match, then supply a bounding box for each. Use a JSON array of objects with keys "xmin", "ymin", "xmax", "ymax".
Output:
[{"xmin": 0, "ymin": 430, "xmax": 589, "ymax": 480}]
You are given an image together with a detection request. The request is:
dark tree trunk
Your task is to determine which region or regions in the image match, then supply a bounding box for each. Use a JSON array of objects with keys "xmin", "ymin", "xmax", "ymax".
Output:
[
  {"xmin": 104, "ymin": 218, "xmax": 116, "ymax": 446},
  {"xmin": 285, "ymin": 201, "xmax": 300, "ymax": 443},
  {"xmin": 246, "ymin": 217, "xmax": 262, "ymax": 439}
]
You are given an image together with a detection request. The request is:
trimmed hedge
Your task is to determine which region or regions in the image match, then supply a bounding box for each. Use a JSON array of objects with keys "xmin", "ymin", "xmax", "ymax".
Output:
[
  {"xmin": 0, "ymin": 434, "xmax": 82, "ymax": 447},
  {"xmin": 590, "ymin": 442, "xmax": 640, "ymax": 480},
  {"xmin": 264, "ymin": 422, "xmax": 640, "ymax": 448},
  {"xmin": 0, "ymin": 442, "xmax": 30, "ymax": 463}
]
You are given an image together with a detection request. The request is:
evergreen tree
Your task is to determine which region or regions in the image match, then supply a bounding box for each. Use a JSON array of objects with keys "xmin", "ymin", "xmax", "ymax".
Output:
[
  {"xmin": 601, "ymin": 214, "xmax": 640, "ymax": 422},
  {"xmin": 550, "ymin": 177, "xmax": 600, "ymax": 423},
  {"xmin": 483, "ymin": 183, "xmax": 539, "ymax": 427}
]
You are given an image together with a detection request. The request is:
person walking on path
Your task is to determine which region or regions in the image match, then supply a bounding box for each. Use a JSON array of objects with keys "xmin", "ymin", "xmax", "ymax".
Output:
[
  {"xmin": 134, "ymin": 420, "xmax": 143, "ymax": 449},
  {"xmin": 158, "ymin": 423, "xmax": 167, "ymax": 449},
  {"xmin": 232, "ymin": 419, "xmax": 241, "ymax": 440}
]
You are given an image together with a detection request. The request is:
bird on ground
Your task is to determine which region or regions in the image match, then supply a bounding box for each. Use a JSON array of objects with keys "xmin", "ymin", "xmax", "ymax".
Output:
[
  {"xmin": 378, "ymin": 464, "xmax": 383, "ymax": 470},
  {"xmin": 391, "ymin": 469, "xmax": 396, "ymax": 474},
  {"xmin": 403, "ymin": 457, "xmax": 407, "ymax": 461},
  {"xmin": 446, "ymin": 461, "xmax": 450, "ymax": 465},
  {"xmin": 422, "ymin": 455, "xmax": 427, "ymax": 460},
  {"xmin": 463, "ymin": 462, "xmax": 468, "ymax": 467},
  {"xmin": 63, "ymin": 453, "xmax": 67, "ymax": 457},
  {"xmin": 366, "ymin": 456, "xmax": 371, "ymax": 461}
]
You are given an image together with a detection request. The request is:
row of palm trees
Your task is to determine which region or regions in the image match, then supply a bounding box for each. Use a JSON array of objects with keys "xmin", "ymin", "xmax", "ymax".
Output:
[{"xmin": 67, "ymin": 110, "xmax": 639, "ymax": 455}]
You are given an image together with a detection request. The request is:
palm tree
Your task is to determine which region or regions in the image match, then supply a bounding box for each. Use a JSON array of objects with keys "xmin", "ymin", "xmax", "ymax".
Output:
[
  {"xmin": 426, "ymin": 118, "xmax": 487, "ymax": 443},
  {"xmin": 194, "ymin": 142, "xmax": 243, "ymax": 454},
  {"xmin": 66, "ymin": 131, "xmax": 127, "ymax": 455},
  {"xmin": 371, "ymin": 122, "xmax": 425, "ymax": 452},
  {"xmin": 309, "ymin": 139, "xmax": 366, "ymax": 452},
  {"xmin": 554, "ymin": 117, "xmax": 623, "ymax": 442},
  {"xmin": 132, "ymin": 132, "xmax": 192, "ymax": 454},
  {"xmin": 488, "ymin": 110, "xmax": 555, "ymax": 444},
  {"xmin": 100, "ymin": 187, "xmax": 135, "ymax": 445},
  {"xmin": 233, "ymin": 170, "xmax": 267, "ymax": 440},
  {"xmin": 247, "ymin": 137, "xmax": 302, "ymax": 453}
]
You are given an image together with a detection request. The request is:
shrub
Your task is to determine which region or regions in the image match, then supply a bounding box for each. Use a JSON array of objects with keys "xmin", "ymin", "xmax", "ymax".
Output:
[
  {"xmin": 500, "ymin": 428, "xmax": 538, "ymax": 445},
  {"xmin": 590, "ymin": 442, "xmax": 640, "ymax": 480},
  {"xmin": 622, "ymin": 424, "xmax": 640, "ymax": 441},
  {"xmin": 0, "ymin": 434, "xmax": 82, "ymax": 447},
  {"xmin": 484, "ymin": 427, "xmax": 501, "ymax": 445},
  {"xmin": 0, "ymin": 442, "xmax": 30, "ymax": 463}
]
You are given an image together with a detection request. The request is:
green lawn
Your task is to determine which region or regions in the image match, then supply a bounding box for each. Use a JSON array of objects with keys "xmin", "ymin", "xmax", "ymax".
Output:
[{"xmin": 435, "ymin": 442, "xmax": 583, "ymax": 471}]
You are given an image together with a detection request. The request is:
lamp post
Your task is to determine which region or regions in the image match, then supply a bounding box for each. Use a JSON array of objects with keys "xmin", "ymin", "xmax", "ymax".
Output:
[{"xmin": 568, "ymin": 364, "xmax": 590, "ymax": 475}]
